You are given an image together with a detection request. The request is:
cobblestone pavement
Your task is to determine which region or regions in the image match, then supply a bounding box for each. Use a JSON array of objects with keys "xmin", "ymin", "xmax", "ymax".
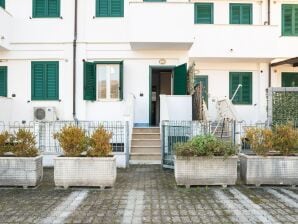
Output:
[{"xmin": 0, "ymin": 165, "xmax": 297, "ymax": 224}]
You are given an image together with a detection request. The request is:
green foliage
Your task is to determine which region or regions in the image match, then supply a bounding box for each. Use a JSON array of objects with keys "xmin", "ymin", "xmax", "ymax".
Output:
[
  {"xmin": 0, "ymin": 129, "xmax": 38, "ymax": 157},
  {"xmin": 174, "ymin": 135, "xmax": 237, "ymax": 158},
  {"xmin": 54, "ymin": 126, "xmax": 89, "ymax": 157},
  {"xmin": 272, "ymin": 92, "xmax": 298, "ymax": 124},
  {"xmin": 88, "ymin": 126, "xmax": 112, "ymax": 157}
]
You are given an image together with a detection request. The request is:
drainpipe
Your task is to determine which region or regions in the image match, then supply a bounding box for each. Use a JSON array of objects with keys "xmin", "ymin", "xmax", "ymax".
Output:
[
  {"xmin": 267, "ymin": 0, "xmax": 271, "ymax": 25},
  {"xmin": 73, "ymin": 0, "xmax": 78, "ymax": 120},
  {"xmin": 268, "ymin": 64, "xmax": 271, "ymax": 87}
]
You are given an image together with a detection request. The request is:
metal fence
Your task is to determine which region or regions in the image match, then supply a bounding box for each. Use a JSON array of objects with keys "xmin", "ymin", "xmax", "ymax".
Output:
[
  {"xmin": 0, "ymin": 121, "xmax": 129, "ymax": 155},
  {"xmin": 161, "ymin": 120, "xmax": 235, "ymax": 168}
]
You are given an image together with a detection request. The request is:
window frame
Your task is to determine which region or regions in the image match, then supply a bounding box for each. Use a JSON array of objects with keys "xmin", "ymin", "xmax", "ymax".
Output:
[
  {"xmin": 282, "ymin": 72, "xmax": 298, "ymax": 87},
  {"xmin": 32, "ymin": 0, "xmax": 61, "ymax": 18},
  {"xmin": 229, "ymin": 3, "xmax": 253, "ymax": 25},
  {"xmin": 282, "ymin": 4, "xmax": 298, "ymax": 36},
  {"xmin": 31, "ymin": 61, "xmax": 59, "ymax": 101},
  {"xmin": 95, "ymin": 0, "xmax": 124, "ymax": 18},
  {"xmin": 194, "ymin": 3, "xmax": 214, "ymax": 24},
  {"xmin": 229, "ymin": 72, "xmax": 253, "ymax": 105},
  {"xmin": 0, "ymin": 66, "xmax": 7, "ymax": 97},
  {"xmin": 94, "ymin": 61, "xmax": 123, "ymax": 101}
]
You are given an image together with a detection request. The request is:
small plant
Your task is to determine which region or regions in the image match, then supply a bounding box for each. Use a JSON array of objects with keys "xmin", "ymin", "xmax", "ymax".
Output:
[
  {"xmin": 54, "ymin": 126, "xmax": 89, "ymax": 157},
  {"xmin": 0, "ymin": 130, "xmax": 38, "ymax": 157},
  {"xmin": 244, "ymin": 128, "xmax": 273, "ymax": 156},
  {"xmin": 13, "ymin": 129, "xmax": 39, "ymax": 157},
  {"xmin": 88, "ymin": 126, "xmax": 112, "ymax": 157},
  {"xmin": 175, "ymin": 135, "xmax": 237, "ymax": 158},
  {"xmin": 0, "ymin": 131, "xmax": 12, "ymax": 156},
  {"xmin": 272, "ymin": 124, "xmax": 298, "ymax": 156}
]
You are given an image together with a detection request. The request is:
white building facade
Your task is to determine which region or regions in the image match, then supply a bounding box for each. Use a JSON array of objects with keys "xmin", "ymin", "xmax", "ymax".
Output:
[{"xmin": 0, "ymin": 0, "xmax": 298, "ymax": 125}]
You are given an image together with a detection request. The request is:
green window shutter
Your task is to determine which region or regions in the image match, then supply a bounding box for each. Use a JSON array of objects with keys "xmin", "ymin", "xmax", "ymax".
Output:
[
  {"xmin": 83, "ymin": 62, "xmax": 96, "ymax": 101},
  {"xmin": 230, "ymin": 4, "xmax": 252, "ymax": 24},
  {"xmin": 48, "ymin": 0, "xmax": 60, "ymax": 17},
  {"xmin": 0, "ymin": 0, "xmax": 5, "ymax": 9},
  {"xmin": 195, "ymin": 3, "xmax": 213, "ymax": 24},
  {"xmin": 119, "ymin": 61, "xmax": 124, "ymax": 100},
  {"xmin": 32, "ymin": 62, "xmax": 59, "ymax": 100},
  {"xmin": 282, "ymin": 4, "xmax": 298, "ymax": 36},
  {"xmin": 229, "ymin": 72, "xmax": 252, "ymax": 105},
  {"xmin": 96, "ymin": 0, "xmax": 123, "ymax": 17},
  {"xmin": 45, "ymin": 62, "xmax": 59, "ymax": 99},
  {"xmin": 282, "ymin": 73, "xmax": 298, "ymax": 87},
  {"xmin": 0, "ymin": 66, "xmax": 7, "ymax": 97},
  {"xmin": 33, "ymin": 0, "xmax": 60, "ymax": 18},
  {"xmin": 173, "ymin": 63, "xmax": 187, "ymax": 95}
]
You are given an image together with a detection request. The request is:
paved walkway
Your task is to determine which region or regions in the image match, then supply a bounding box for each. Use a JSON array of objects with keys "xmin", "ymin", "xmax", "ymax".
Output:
[{"xmin": 0, "ymin": 165, "xmax": 297, "ymax": 224}]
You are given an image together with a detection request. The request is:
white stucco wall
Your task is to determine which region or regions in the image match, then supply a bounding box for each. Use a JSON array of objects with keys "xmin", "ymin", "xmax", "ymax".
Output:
[{"xmin": 0, "ymin": 0, "xmax": 297, "ymax": 125}]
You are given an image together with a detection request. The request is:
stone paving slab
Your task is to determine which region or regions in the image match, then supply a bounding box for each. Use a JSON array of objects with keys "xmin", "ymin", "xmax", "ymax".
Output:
[{"xmin": 0, "ymin": 165, "xmax": 297, "ymax": 224}]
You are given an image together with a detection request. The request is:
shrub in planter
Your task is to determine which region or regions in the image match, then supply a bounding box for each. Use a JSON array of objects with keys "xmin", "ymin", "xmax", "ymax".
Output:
[
  {"xmin": 240, "ymin": 124, "xmax": 298, "ymax": 186},
  {"xmin": 174, "ymin": 135, "xmax": 238, "ymax": 188},
  {"xmin": 54, "ymin": 125, "xmax": 116, "ymax": 188},
  {"xmin": 0, "ymin": 129, "xmax": 42, "ymax": 188}
]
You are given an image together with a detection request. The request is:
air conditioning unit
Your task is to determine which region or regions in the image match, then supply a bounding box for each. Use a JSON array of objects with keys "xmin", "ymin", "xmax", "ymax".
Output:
[{"xmin": 34, "ymin": 107, "xmax": 57, "ymax": 121}]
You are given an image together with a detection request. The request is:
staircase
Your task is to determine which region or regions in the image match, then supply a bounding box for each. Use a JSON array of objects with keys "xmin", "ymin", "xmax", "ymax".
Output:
[{"xmin": 130, "ymin": 127, "xmax": 161, "ymax": 164}]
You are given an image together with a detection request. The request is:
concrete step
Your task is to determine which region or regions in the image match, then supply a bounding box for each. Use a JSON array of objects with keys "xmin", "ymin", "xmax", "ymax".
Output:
[
  {"xmin": 133, "ymin": 127, "xmax": 160, "ymax": 134},
  {"xmin": 130, "ymin": 153, "xmax": 161, "ymax": 161},
  {"xmin": 131, "ymin": 139, "xmax": 160, "ymax": 147},
  {"xmin": 131, "ymin": 146, "xmax": 161, "ymax": 154},
  {"xmin": 132, "ymin": 133, "xmax": 160, "ymax": 140}
]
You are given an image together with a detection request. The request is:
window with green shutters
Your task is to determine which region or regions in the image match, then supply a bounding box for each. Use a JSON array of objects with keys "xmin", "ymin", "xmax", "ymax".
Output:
[
  {"xmin": 0, "ymin": 66, "xmax": 7, "ymax": 97},
  {"xmin": 194, "ymin": 3, "xmax": 214, "ymax": 24},
  {"xmin": 282, "ymin": 4, "xmax": 298, "ymax": 36},
  {"xmin": 229, "ymin": 72, "xmax": 252, "ymax": 105},
  {"xmin": 230, "ymin": 3, "xmax": 252, "ymax": 24},
  {"xmin": 84, "ymin": 61, "xmax": 123, "ymax": 101},
  {"xmin": 96, "ymin": 0, "xmax": 124, "ymax": 17},
  {"xmin": 32, "ymin": 0, "xmax": 60, "ymax": 18},
  {"xmin": 31, "ymin": 62, "xmax": 59, "ymax": 100},
  {"xmin": 0, "ymin": 0, "xmax": 5, "ymax": 9}
]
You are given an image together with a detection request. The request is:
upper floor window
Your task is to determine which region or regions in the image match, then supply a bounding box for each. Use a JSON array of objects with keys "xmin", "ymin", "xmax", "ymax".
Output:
[
  {"xmin": 194, "ymin": 3, "xmax": 214, "ymax": 24},
  {"xmin": 282, "ymin": 4, "xmax": 298, "ymax": 36},
  {"xmin": 230, "ymin": 3, "xmax": 252, "ymax": 24},
  {"xmin": 0, "ymin": 0, "xmax": 5, "ymax": 9},
  {"xmin": 32, "ymin": 0, "xmax": 60, "ymax": 18},
  {"xmin": 96, "ymin": 0, "xmax": 124, "ymax": 17}
]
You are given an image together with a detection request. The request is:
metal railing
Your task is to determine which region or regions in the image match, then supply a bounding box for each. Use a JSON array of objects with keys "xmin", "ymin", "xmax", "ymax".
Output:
[{"xmin": 0, "ymin": 120, "xmax": 129, "ymax": 156}]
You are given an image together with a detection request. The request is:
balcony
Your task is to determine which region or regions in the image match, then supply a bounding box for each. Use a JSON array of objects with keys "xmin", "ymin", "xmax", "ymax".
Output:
[
  {"xmin": 128, "ymin": 2, "xmax": 194, "ymax": 50},
  {"xmin": 0, "ymin": 7, "xmax": 12, "ymax": 50},
  {"xmin": 189, "ymin": 25, "xmax": 280, "ymax": 59}
]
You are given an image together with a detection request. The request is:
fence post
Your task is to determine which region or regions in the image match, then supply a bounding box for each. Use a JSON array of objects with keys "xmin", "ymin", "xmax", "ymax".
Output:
[{"xmin": 125, "ymin": 121, "xmax": 130, "ymax": 168}]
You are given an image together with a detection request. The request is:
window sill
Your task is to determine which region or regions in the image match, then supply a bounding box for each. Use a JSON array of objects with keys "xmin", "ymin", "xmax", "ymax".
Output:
[{"xmin": 95, "ymin": 99, "xmax": 122, "ymax": 102}]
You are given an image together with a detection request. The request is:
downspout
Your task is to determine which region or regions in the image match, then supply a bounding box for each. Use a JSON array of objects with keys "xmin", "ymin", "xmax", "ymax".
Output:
[
  {"xmin": 268, "ymin": 64, "xmax": 271, "ymax": 87},
  {"xmin": 267, "ymin": 0, "xmax": 270, "ymax": 25},
  {"xmin": 73, "ymin": 0, "xmax": 78, "ymax": 120}
]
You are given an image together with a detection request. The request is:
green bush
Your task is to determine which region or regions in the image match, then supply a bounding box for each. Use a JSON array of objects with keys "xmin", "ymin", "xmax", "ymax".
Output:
[{"xmin": 174, "ymin": 135, "xmax": 237, "ymax": 158}]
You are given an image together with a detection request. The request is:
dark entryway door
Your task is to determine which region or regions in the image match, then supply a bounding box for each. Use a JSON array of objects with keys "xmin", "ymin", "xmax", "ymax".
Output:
[
  {"xmin": 282, "ymin": 73, "xmax": 298, "ymax": 87},
  {"xmin": 194, "ymin": 75, "xmax": 208, "ymax": 107},
  {"xmin": 173, "ymin": 63, "xmax": 187, "ymax": 95}
]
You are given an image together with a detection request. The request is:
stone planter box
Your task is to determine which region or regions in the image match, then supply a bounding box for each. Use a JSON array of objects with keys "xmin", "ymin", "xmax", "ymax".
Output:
[
  {"xmin": 0, "ymin": 156, "xmax": 43, "ymax": 188},
  {"xmin": 174, "ymin": 156, "xmax": 238, "ymax": 188},
  {"xmin": 54, "ymin": 156, "xmax": 117, "ymax": 188},
  {"xmin": 240, "ymin": 153, "xmax": 298, "ymax": 186}
]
